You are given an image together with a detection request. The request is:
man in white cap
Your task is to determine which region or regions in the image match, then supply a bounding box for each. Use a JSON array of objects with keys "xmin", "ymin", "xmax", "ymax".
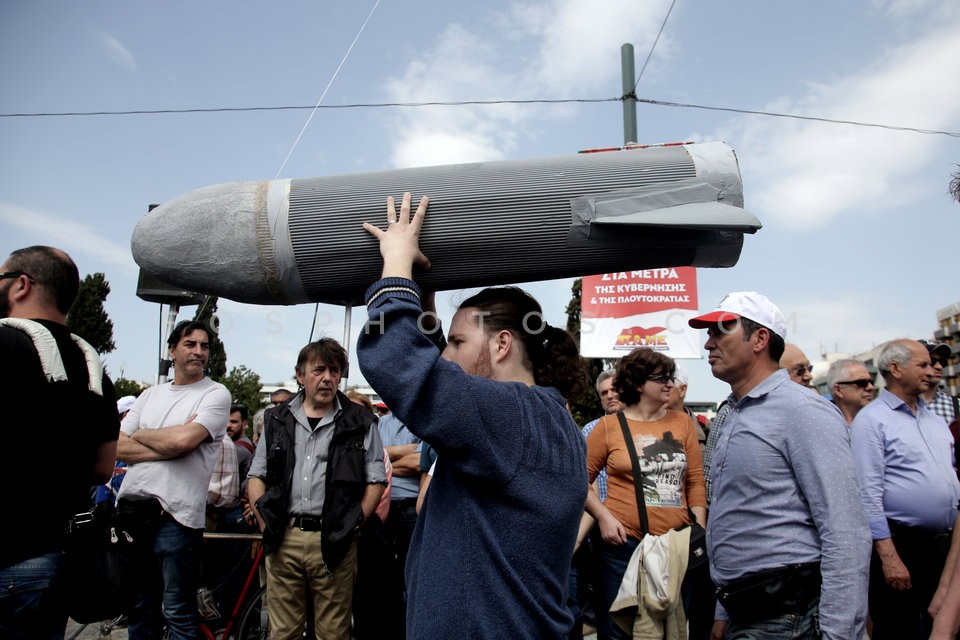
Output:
[
  {"xmin": 117, "ymin": 395, "xmax": 137, "ymax": 418},
  {"xmin": 689, "ymin": 291, "xmax": 870, "ymax": 640}
]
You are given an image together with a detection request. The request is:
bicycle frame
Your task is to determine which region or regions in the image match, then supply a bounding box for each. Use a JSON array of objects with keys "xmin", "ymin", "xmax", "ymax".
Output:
[{"xmin": 200, "ymin": 532, "xmax": 265, "ymax": 640}]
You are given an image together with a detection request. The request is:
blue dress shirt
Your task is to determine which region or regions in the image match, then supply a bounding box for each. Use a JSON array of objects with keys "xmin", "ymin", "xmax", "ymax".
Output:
[
  {"xmin": 850, "ymin": 388, "xmax": 960, "ymax": 539},
  {"xmin": 378, "ymin": 412, "xmax": 421, "ymax": 500}
]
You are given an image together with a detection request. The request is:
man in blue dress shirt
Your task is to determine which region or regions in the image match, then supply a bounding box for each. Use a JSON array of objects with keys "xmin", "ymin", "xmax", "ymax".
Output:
[
  {"xmin": 851, "ymin": 338, "xmax": 960, "ymax": 639},
  {"xmin": 690, "ymin": 291, "xmax": 870, "ymax": 640}
]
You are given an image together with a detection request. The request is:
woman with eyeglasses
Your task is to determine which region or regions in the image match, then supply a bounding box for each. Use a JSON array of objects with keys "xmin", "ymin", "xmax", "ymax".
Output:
[{"xmin": 585, "ymin": 347, "xmax": 707, "ymax": 640}]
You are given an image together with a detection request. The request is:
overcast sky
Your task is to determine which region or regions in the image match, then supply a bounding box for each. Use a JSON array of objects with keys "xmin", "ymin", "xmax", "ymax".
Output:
[{"xmin": 2, "ymin": 0, "xmax": 958, "ymax": 404}]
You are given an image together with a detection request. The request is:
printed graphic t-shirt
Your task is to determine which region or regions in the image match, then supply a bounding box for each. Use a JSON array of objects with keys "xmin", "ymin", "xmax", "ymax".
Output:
[{"xmin": 586, "ymin": 410, "xmax": 706, "ymax": 538}]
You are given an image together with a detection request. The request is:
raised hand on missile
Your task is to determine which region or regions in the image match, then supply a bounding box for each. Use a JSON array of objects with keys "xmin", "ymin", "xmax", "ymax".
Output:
[{"xmin": 362, "ymin": 192, "xmax": 431, "ymax": 280}]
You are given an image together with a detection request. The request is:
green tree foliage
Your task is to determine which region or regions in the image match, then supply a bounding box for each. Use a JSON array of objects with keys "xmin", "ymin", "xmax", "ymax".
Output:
[
  {"xmin": 222, "ymin": 365, "xmax": 265, "ymax": 415},
  {"xmin": 113, "ymin": 376, "xmax": 146, "ymax": 398},
  {"xmin": 565, "ymin": 278, "xmax": 606, "ymax": 425},
  {"xmin": 66, "ymin": 273, "xmax": 116, "ymax": 354},
  {"xmin": 193, "ymin": 296, "xmax": 227, "ymax": 381}
]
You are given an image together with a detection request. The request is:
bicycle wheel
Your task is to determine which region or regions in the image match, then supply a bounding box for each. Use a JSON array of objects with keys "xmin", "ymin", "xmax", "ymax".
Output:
[{"xmin": 236, "ymin": 584, "xmax": 269, "ymax": 640}]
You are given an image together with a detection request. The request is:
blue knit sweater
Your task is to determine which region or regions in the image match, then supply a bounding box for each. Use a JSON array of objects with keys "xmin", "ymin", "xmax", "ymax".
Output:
[{"xmin": 357, "ymin": 278, "xmax": 587, "ymax": 639}]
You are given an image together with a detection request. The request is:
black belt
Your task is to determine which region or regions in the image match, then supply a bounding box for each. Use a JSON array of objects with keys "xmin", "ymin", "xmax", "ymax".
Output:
[
  {"xmin": 717, "ymin": 562, "xmax": 821, "ymax": 624},
  {"xmin": 290, "ymin": 514, "xmax": 323, "ymax": 531},
  {"xmin": 888, "ymin": 518, "xmax": 951, "ymax": 542}
]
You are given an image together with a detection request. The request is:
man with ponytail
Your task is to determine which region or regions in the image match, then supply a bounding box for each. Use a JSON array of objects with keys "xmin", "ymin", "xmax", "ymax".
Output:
[{"xmin": 357, "ymin": 192, "xmax": 588, "ymax": 639}]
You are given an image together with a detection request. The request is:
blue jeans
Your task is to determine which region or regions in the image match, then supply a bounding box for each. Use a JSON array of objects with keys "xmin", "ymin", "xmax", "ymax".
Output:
[
  {"xmin": 725, "ymin": 597, "xmax": 821, "ymax": 639},
  {"xmin": 126, "ymin": 519, "xmax": 203, "ymax": 640},
  {"xmin": 595, "ymin": 537, "xmax": 641, "ymax": 640},
  {"xmin": 0, "ymin": 552, "xmax": 67, "ymax": 640}
]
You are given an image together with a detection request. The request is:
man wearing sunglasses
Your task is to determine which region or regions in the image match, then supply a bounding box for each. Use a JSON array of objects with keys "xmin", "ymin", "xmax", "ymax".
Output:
[
  {"xmin": 826, "ymin": 358, "xmax": 875, "ymax": 425},
  {"xmin": 919, "ymin": 339, "xmax": 957, "ymax": 426},
  {"xmin": 0, "ymin": 246, "xmax": 120, "ymax": 639},
  {"xmin": 780, "ymin": 343, "xmax": 815, "ymax": 388}
]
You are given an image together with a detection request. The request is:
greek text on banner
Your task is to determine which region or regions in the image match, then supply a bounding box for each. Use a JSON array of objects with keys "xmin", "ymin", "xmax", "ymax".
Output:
[{"xmin": 582, "ymin": 268, "xmax": 698, "ymax": 319}]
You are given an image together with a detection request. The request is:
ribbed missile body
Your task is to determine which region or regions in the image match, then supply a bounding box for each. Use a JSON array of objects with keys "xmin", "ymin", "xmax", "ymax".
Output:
[{"xmin": 131, "ymin": 141, "xmax": 760, "ymax": 306}]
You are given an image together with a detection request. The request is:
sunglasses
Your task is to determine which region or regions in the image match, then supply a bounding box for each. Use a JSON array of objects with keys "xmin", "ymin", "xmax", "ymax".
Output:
[
  {"xmin": 930, "ymin": 357, "xmax": 948, "ymax": 367},
  {"xmin": 647, "ymin": 374, "xmax": 674, "ymax": 384},
  {"xmin": 837, "ymin": 379, "xmax": 873, "ymax": 389},
  {"xmin": 790, "ymin": 364, "xmax": 814, "ymax": 376},
  {"xmin": 0, "ymin": 271, "xmax": 34, "ymax": 282}
]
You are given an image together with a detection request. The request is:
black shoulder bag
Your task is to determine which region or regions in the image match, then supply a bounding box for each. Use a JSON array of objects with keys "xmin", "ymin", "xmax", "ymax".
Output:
[
  {"xmin": 616, "ymin": 412, "xmax": 708, "ymax": 570},
  {"xmin": 64, "ymin": 500, "xmax": 124, "ymax": 623}
]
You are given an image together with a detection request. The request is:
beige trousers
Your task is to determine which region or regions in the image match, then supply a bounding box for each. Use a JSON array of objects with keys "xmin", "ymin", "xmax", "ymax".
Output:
[{"xmin": 265, "ymin": 526, "xmax": 357, "ymax": 640}]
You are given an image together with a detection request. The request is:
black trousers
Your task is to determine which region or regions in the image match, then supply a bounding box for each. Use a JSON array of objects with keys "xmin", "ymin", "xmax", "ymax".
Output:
[
  {"xmin": 353, "ymin": 498, "xmax": 419, "ymax": 640},
  {"xmin": 869, "ymin": 520, "xmax": 951, "ymax": 640}
]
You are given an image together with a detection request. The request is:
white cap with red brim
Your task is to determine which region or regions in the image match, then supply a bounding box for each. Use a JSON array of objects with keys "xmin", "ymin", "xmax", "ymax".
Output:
[{"xmin": 688, "ymin": 291, "xmax": 787, "ymax": 341}]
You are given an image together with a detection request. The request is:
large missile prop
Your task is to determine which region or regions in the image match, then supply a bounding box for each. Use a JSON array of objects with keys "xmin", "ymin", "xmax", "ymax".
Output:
[{"xmin": 132, "ymin": 141, "xmax": 760, "ymax": 306}]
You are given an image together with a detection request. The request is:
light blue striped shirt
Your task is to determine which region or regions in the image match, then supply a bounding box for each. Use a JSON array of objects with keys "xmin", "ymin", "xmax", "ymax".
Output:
[{"xmin": 709, "ymin": 369, "xmax": 871, "ymax": 639}]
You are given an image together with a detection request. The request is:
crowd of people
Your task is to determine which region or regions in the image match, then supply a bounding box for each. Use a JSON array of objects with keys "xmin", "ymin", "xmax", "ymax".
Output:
[{"xmin": 2, "ymin": 194, "xmax": 959, "ymax": 640}]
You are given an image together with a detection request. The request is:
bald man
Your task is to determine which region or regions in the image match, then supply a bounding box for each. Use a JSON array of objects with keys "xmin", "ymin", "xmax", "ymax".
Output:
[{"xmin": 780, "ymin": 343, "xmax": 814, "ymax": 387}]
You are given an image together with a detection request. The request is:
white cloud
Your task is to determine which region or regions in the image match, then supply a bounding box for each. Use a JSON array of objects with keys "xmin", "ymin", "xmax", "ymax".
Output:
[
  {"xmin": 384, "ymin": 23, "xmax": 528, "ymax": 167},
  {"xmin": 871, "ymin": 0, "xmax": 958, "ymax": 20},
  {"xmin": 716, "ymin": 17, "xmax": 960, "ymax": 230},
  {"xmin": 385, "ymin": 0, "xmax": 673, "ymax": 167},
  {"xmin": 0, "ymin": 203, "xmax": 136, "ymax": 274},
  {"xmin": 94, "ymin": 30, "xmax": 137, "ymax": 72},
  {"xmin": 520, "ymin": 0, "xmax": 673, "ymax": 92},
  {"xmin": 777, "ymin": 297, "xmax": 906, "ymax": 356}
]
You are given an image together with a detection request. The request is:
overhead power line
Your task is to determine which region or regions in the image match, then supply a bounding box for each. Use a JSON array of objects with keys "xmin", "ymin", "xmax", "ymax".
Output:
[
  {"xmin": 637, "ymin": 98, "xmax": 960, "ymax": 137},
  {"xmin": 0, "ymin": 97, "xmax": 615, "ymax": 117},
  {"xmin": 1, "ymin": 96, "xmax": 957, "ymax": 138},
  {"xmin": 275, "ymin": 0, "xmax": 381, "ymax": 180},
  {"xmin": 634, "ymin": 0, "xmax": 678, "ymax": 91}
]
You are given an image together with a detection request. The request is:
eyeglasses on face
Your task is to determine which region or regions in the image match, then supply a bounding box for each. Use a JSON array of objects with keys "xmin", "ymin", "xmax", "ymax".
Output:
[
  {"xmin": 930, "ymin": 357, "xmax": 948, "ymax": 367},
  {"xmin": 0, "ymin": 271, "xmax": 34, "ymax": 282},
  {"xmin": 836, "ymin": 379, "xmax": 873, "ymax": 389},
  {"xmin": 790, "ymin": 364, "xmax": 814, "ymax": 376},
  {"xmin": 646, "ymin": 374, "xmax": 674, "ymax": 384}
]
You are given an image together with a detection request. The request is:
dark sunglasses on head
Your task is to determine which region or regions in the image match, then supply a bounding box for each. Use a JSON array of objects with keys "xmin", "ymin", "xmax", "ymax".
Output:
[
  {"xmin": 837, "ymin": 379, "xmax": 873, "ymax": 389},
  {"xmin": 647, "ymin": 374, "xmax": 674, "ymax": 384}
]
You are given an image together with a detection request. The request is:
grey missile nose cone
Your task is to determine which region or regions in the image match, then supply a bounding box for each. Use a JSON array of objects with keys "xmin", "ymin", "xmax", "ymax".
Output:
[
  {"xmin": 133, "ymin": 180, "xmax": 292, "ymax": 304},
  {"xmin": 132, "ymin": 141, "xmax": 761, "ymax": 306}
]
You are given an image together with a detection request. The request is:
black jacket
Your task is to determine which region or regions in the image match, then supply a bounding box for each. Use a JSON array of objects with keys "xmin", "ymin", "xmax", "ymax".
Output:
[{"xmin": 255, "ymin": 390, "xmax": 376, "ymax": 572}]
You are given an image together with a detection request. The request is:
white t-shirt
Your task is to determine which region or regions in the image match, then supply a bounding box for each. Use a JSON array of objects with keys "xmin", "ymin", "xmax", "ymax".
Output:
[{"xmin": 118, "ymin": 377, "xmax": 231, "ymax": 528}]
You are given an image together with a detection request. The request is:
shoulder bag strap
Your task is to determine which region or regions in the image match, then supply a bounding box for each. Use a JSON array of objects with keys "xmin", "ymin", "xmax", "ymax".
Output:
[
  {"xmin": 616, "ymin": 411, "xmax": 650, "ymax": 536},
  {"xmin": 617, "ymin": 411, "xmax": 699, "ymax": 532}
]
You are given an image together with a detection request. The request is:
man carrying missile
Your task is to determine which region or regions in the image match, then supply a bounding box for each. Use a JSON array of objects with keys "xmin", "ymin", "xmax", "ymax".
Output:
[{"xmin": 357, "ymin": 193, "xmax": 589, "ymax": 639}]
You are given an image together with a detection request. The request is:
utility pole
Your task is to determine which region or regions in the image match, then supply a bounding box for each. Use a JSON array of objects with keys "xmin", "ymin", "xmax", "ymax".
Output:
[{"xmin": 621, "ymin": 43, "xmax": 638, "ymax": 145}]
